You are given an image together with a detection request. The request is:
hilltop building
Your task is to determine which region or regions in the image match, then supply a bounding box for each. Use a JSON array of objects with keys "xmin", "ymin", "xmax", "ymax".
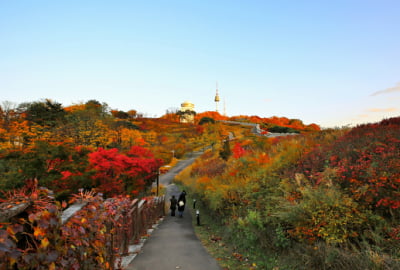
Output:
[{"xmin": 178, "ymin": 101, "xmax": 196, "ymax": 123}]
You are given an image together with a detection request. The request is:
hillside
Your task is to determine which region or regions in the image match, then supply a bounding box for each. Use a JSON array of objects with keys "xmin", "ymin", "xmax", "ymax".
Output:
[
  {"xmin": 196, "ymin": 111, "xmax": 320, "ymax": 132},
  {"xmin": 175, "ymin": 116, "xmax": 400, "ymax": 269},
  {"xmin": 0, "ymin": 99, "xmax": 320, "ymax": 199},
  {"xmin": 3, "ymin": 98, "xmax": 372, "ymax": 269},
  {"xmin": 0, "ymin": 99, "xmax": 206, "ymax": 199}
]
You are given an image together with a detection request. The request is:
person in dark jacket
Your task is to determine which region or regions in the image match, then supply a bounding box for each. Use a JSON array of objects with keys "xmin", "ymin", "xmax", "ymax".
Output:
[
  {"xmin": 177, "ymin": 190, "xmax": 187, "ymax": 217},
  {"xmin": 177, "ymin": 200, "xmax": 185, "ymax": 218},
  {"xmin": 178, "ymin": 190, "xmax": 187, "ymax": 206},
  {"xmin": 170, "ymin": 195, "xmax": 177, "ymax": 216}
]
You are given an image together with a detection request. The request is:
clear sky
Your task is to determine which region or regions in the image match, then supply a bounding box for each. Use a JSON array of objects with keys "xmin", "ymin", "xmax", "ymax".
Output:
[{"xmin": 1, "ymin": 0, "xmax": 400, "ymax": 128}]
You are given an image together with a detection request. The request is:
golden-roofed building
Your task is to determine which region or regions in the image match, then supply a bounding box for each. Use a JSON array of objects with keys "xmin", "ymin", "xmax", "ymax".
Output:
[{"xmin": 178, "ymin": 101, "xmax": 196, "ymax": 123}]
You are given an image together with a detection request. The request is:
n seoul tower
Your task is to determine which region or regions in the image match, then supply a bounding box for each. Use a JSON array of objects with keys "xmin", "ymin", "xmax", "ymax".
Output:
[{"xmin": 214, "ymin": 82, "xmax": 220, "ymax": 112}]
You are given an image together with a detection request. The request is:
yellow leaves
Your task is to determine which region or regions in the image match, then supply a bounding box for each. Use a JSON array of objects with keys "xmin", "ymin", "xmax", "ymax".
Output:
[
  {"xmin": 40, "ymin": 237, "xmax": 50, "ymax": 249},
  {"xmin": 99, "ymin": 227, "xmax": 107, "ymax": 234},
  {"xmin": 8, "ymin": 257, "xmax": 17, "ymax": 267},
  {"xmin": 120, "ymin": 128, "xmax": 145, "ymax": 148},
  {"xmin": 49, "ymin": 262, "xmax": 56, "ymax": 270},
  {"xmin": 96, "ymin": 255, "xmax": 104, "ymax": 264}
]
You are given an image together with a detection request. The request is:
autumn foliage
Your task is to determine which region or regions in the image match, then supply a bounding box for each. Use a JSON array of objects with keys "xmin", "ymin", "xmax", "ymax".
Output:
[
  {"xmin": 195, "ymin": 111, "xmax": 320, "ymax": 132},
  {"xmin": 0, "ymin": 98, "xmax": 348, "ymax": 269},
  {"xmin": 0, "ymin": 185, "xmax": 163, "ymax": 269},
  {"xmin": 0, "ymin": 99, "xmax": 214, "ymax": 199},
  {"xmin": 0, "ymin": 98, "xmax": 230, "ymax": 268},
  {"xmin": 175, "ymin": 117, "xmax": 400, "ymax": 269},
  {"xmin": 88, "ymin": 147, "xmax": 162, "ymax": 197}
]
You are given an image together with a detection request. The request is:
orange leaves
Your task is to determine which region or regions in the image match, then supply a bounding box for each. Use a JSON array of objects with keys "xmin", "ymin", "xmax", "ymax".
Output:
[
  {"xmin": 64, "ymin": 104, "xmax": 86, "ymax": 112},
  {"xmin": 34, "ymin": 227, "xmax": 46, "ymax": 238},
  {"xmin": 232, "ymin": 252, "xmax": 246, "ymax": 261},
  {"xmin": 6, "ymin": 224, "xmax": 23, "ymax": 240},
  {"xmin": 198, "ymin": 176, "xmax": 211, "ymax": 185},
  {"xmin": 196, "ymin": 176, "xmax": 218, "ymax": 192},
  {"xmin": 195, "ymin": 111, "xmax": 228, "ymax": 121},
  {"xmin": 256, "ymin": 152, "xmax": 270, "ymax": 164},
  {"xmin": 288, "ymin": 226, "xmax": 318, "ymax": 244}
]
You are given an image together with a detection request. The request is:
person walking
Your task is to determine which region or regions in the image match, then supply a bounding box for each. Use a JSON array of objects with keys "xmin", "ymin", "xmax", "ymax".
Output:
[
  {"xmin": 177, "ymin": 190, "xmax": 187, "ymax": 217},
  {"xmin": 170, "ymin": 195, "xmax": 177, "ymax": 216},
  {"xmin": 178, "ymin": 190, "xmax": 187, "ymax": 205},
  {"xmin": 177, "ymin": 199, "xmax": 185, "ymax": 218}
]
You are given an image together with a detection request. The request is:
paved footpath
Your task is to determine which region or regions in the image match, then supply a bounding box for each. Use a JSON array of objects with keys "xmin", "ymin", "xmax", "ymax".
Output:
[{"xmin": 126, "ymin": 152, "xmax": 221, "ymax": 270}]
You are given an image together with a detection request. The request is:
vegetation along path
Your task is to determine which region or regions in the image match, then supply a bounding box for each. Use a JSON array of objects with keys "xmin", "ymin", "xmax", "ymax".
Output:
[{"xmin": 126, "ymin": 151, "xmax": 221, "ymax": 270}]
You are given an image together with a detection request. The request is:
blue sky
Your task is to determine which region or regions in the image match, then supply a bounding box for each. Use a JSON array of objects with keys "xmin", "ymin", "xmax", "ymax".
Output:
[{"xmin": 1, "ymin": 0, "xmax": 399, "ymax": 128}]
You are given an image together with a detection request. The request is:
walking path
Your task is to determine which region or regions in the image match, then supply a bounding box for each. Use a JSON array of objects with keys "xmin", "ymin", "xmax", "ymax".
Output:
[{"xmin": 125, "ymin": 152, "xmax": 221, "ymax": 270}]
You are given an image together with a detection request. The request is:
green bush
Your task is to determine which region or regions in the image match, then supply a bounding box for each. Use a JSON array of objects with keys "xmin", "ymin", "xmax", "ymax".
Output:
[
  {"xmin": 265, "ymin": 125, "xmax": 300, "ymax": 133},
  {"xmin": 277, "ymin": 185, "xmax": 371, "ymax": 244}
]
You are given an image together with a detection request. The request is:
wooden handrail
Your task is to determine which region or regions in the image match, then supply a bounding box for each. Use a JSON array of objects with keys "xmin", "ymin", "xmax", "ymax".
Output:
[
  {"xmin": 1, "ymin": 194, "xmax": 165, "ymax": 270},
  {"xmin": 0, "ymin": 201, "xmax": 31, "ymax": 223}
]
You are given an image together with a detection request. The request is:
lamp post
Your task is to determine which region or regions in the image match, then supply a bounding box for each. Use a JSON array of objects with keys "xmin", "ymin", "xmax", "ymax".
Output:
[{"xmin": 196, "ymin": 210, "xmax": 200, "ymax": 226}]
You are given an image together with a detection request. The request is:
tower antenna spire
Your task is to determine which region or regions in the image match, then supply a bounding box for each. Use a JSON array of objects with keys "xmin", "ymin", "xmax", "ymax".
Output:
[{"xmin": 214, "ymin": 81, "xmax": 220, "ymax": 112}]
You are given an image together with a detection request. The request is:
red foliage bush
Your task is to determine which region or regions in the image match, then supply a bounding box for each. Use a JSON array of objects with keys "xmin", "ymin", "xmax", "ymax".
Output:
[
  {"xmin": 293, "ymin": 117, "xmax": 400, "ymax": 214},
  {"xmin": 232, "ymin": 142, "xmax": 247, "ymax": 159},
  {"xmin": 190, "ymin": 156, "xmax": 227, "ymax": 177},
  {"xmin": 88, "ymin": 146, "xmax": 162, "ymax": 197}
]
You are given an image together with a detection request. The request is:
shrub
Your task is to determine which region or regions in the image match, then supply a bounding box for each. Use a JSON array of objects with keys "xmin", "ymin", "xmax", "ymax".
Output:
[
  {"xmin": 199, "ymin": 117, "xmax": 215, "ymax": 125},
  {"xmin": 278, "ymin": 184, "xmax": 371, "ymax": 245}
]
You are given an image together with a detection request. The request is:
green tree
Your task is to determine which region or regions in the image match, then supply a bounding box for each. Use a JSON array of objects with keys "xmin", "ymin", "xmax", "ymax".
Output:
[
  {"xmin": 21, "ymin": 99, "xmax": 66, "ymax": 127},
  {"xmin": 199, "ymin": 117, "xmax": 216, "ymax": 125},
  {"xmin": 219, "ymin": 138, "xmax": 231, "ymax": 160}
]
